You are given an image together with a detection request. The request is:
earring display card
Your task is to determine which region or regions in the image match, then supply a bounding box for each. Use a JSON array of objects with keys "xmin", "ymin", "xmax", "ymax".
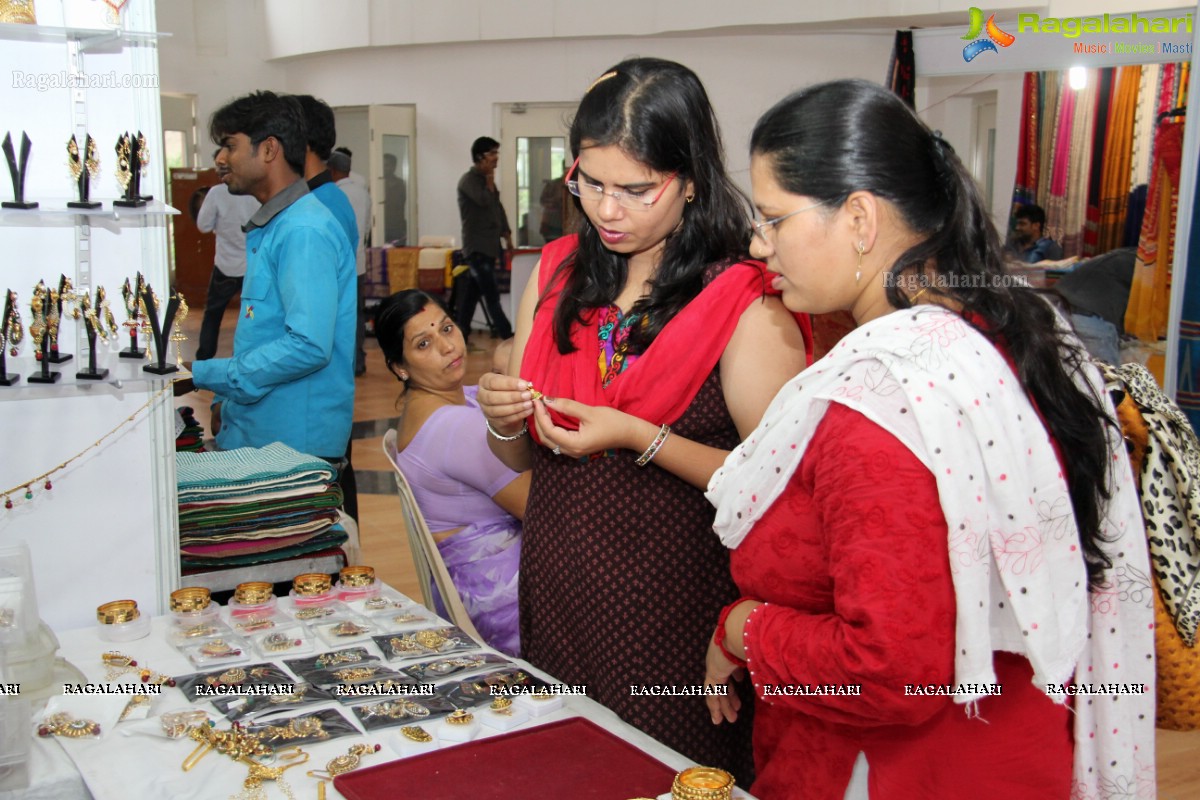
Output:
[
  {"xmin": 251, "ymin": 625, "xmax": 314, "ymax": 659},
  {"xmin": 285, "ymin": 647, "xmax": 375, "ymax": 681},
  {"xmin": 178, "ymin": 634, "xmax": 251, "ymax": 668},
  {"xmin": 209, "ymin": 681, "xmax": 336, "ymax": 723},
  {"xmin": 175, "ymin": 661, "xmax": 293, "ymax": 703},
  {"xmin": 245, "ymin": 708, "xmax": 358, "ymax": 747},
  {"xmin": 312, "ymin": 616, "xmax": 377, "ymax": 648},
  {"xmin": 228, "ymin": 609, "xmax": 291, "ymax": 636},
  {"xmin": 304, "ymin": 663, "xmax": 409, "ymax": 695},
  {"xmin": 439, "ymin": 669, "xmax": 550, "ymax": 710},
  {"xmin": 368, "ymin": 607, "xmax": 438, "ymax": 634},
  {"xmin": 166, "ymin": 620, "xmax": 233, "ymax": 648},
  {"xmin": 277, "ymin": 596, "xmax": 346, "ymax": 622},
  {"xmin": 371, "ymin": 626, "xmax": 478, "ymax": 663},
  {"xmin": 399, "ymin": 653, "xmax": 510, "ymax": 682},
  {"xmin": 350, "ymin": 695, "xmax": 458, "ymax": 732}
]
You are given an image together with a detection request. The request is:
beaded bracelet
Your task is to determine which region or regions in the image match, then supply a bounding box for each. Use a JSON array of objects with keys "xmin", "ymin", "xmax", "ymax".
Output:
[
  {"xmin": 713, "ymin": 598, "xmax": 752, "ymax": 668},
  {"xmin": 634, "ymin": 424, "xmax": 670, "ymax": 467},
  {"xmin": 485, "ymin": 418, "xmax": 528, "ymax": 442}
]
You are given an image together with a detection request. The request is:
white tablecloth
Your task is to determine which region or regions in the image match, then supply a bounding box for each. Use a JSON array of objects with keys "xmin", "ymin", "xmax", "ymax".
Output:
[{"xmin": 11, "ymin": 586, "xmax": 714, "ymax": 800}]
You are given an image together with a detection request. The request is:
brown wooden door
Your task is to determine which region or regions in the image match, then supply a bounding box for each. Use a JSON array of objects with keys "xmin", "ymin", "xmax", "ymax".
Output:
[{"xmin": 169, "ymin": 168, "xmax": 220, "ymax": 305}]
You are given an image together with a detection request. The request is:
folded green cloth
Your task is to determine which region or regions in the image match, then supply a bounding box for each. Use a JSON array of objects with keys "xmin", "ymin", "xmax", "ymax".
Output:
[{"xmin": 177, "ymin": 442, "xmax": 335, "ymax": 499}]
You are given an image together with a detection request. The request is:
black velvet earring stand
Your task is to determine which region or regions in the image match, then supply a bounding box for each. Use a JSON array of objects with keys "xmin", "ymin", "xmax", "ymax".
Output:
[
  {"xmin": 119, "ymin": 273, "xmax": 147, "ymax": 359},
  {"xmin": 0, "ymin": 295, "xmax": 17, "ymax": 386},
  {"xmin": 141, "ymin": 287, "xmax": 179, "ymax": 375},
  {"xmin": 67, "ymin": 134, "xmax": 101, "ymax": 210},
  {"xmin": 27, "ymin": 330, "xmax": 60, "ymax": 384},
  {"xmin": 113, "ymin": 132, "xmax": 148, "ymax": 209},
  {"xmin": 75, "ymin": 316, "xmax": 108, "ymax": 380},
  {"xmin": 45, "ymin": 275, "xmax": 73, "ymax": 364},
  {"xmin": 2, "ymin": 131, "xmax": 38, "ymax": 210}
]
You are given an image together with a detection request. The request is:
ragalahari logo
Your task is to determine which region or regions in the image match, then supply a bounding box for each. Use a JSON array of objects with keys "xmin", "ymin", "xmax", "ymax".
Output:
[{"xmin": 962, "ymin": 7, "xmax": 1015, "ymax": 61}]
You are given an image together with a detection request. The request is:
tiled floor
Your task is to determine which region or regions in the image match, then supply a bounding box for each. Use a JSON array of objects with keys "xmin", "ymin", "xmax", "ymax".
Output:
[{"xmin": 173, "ymin": 294, "xmax": 1200, "ymax": 794}]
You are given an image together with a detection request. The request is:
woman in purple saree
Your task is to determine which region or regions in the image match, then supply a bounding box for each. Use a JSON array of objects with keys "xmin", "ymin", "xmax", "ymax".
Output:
[{"xmin": 376, "ymin": 290, "xmax": 525, "ymax": 655}]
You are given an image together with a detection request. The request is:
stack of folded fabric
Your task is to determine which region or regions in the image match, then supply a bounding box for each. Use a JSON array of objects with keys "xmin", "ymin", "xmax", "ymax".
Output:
[
  {"xmin": 175, "ymin": 406, "xmax": 205, "ymax": 453},
  {"xmin": 177, "ymin": 442, "xmax": 347, "ymax": 568}
]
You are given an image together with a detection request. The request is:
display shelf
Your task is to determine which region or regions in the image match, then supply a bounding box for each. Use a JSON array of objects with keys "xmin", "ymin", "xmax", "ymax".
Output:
[
  {"xmin": 0, "ymin": 21, "xmax": 166, "ymax": 50},
  {"xmin": 0, "ymin": 199, "xmax": 179, "ymax": 225},
  {"xmin": 0, "ymin": 353, "xmax": 183, "ymax": 401},
  {"xmin": 0, "ymin": 0, "xmax": 178, "ymax": 632}
]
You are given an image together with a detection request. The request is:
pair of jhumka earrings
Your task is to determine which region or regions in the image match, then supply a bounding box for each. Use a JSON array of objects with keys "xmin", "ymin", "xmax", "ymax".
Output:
[
  {"xmin": 259, "ymin": 716, "xmax": 328, "ymax": 743},
  {"xmin": 360, "ymin": 699, "xmax": 430, "ymax": 721}
]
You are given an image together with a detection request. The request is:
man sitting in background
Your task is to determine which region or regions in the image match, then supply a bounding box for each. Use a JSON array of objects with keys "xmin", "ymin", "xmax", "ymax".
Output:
[{"xmin": 1011, "ymin": 204, "xmax": 1064, "ymax": 263}]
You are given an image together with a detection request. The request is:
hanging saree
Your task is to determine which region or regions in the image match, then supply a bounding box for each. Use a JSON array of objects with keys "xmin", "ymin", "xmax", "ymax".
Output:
[
  {"xmin": 1097, "ymin": 66, "xmax": 1142, "ymax": 254},
  {"xmin": 1124, "ymin": 120, "xmax": 1183, "ymax": 350}
]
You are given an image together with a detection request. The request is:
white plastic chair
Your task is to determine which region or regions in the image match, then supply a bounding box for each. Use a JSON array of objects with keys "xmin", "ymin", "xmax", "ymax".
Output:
[{"xmin": 381, "ymin": 429, "xmax": 483, "ymax": 641}]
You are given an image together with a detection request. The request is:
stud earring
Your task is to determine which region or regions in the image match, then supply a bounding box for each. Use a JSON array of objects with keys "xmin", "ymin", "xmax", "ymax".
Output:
[
  {"xmin": 398, "ymin": 371, "xmax": 408, "ymax": 381},
  {"xmin": 855, "ymin": 241, "xmax": 865, "ymax": 284}
]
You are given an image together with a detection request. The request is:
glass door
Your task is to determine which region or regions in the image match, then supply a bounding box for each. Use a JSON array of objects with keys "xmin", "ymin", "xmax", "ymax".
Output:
[
  {"xmin": 500, "ymin": 104, "xmax": 573, "ymax": 247},
  {"xmin": 368, "ymin": 104, "xmax": 416, "ymax": 246}
]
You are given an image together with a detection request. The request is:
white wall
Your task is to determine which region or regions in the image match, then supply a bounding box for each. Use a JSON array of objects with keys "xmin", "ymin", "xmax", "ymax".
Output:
[
  {"xmin": 917, "ymin": 73, "xmax": 1026, "ymax": 232},
  {"xmin": 276, "ymin": 33, "xmax": 893, "ymax": 242},
  {"xmin": 155, "ymin": 0, "xmax": 287, "ymax": 168}
]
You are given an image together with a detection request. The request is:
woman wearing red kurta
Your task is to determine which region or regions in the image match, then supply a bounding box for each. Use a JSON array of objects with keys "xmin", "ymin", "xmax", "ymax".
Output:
[{"xmin": 704, "ymin": 81, "xmax": 1155, "ymax": 799}]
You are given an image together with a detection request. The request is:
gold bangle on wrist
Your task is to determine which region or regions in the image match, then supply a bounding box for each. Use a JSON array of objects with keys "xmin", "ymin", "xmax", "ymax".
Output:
[
  {"xmin": 97, "ymin": 599, "xmax": 140, "ymax": 625},
  {"xmin": 233, "ymin": 581, "xmax": 273, "ymax": 605},
  {"xmin": 170, "ymin": 587, "xmax": 211, "ymax": 613},
  {"xmin": 340, "ymin": 565, "xmax": 375, "ymax": 588}
]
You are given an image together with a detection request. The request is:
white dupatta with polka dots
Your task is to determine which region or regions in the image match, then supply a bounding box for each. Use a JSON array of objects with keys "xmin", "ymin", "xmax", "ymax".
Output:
[{"xmin": 707, "ymin": 305, "xmax": 1155, "ymax": 798}]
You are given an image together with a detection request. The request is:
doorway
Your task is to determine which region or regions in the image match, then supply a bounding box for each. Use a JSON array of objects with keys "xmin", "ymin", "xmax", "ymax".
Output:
[{"xmin": 499, "ymin": 104, "xmax": 573, "ymax": 248}]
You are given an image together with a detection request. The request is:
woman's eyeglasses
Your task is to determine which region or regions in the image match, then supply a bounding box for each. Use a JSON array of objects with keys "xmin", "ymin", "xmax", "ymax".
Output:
[
  {"xmin": 750, "ymin": 202, "xmax": 825, "ymax": 242},
  {"xmin": 563, "ymin": 155, "xmax": 677, "ymax": 212}
]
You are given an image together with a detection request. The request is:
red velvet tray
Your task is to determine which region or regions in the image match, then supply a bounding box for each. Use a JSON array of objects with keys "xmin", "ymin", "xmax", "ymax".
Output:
[{"xmin": 333, "ymin": 716, "xmax": 678, "ymax": 799}]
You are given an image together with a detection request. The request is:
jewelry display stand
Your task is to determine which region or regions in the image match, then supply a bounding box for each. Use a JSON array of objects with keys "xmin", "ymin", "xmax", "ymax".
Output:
[
  {"xmin": 66, "ymin": 133, "xmax": 101, "ymax": 210},
  {"xmin": 1, "ymin": 131, "xmax": 37, "ymax": 209},
  {"xmin": 140, "ymin": 285, "xmax": 178, "ymax": 375},
  {"xmin": 112, "ymin": 131, "xmax": 149, "ymax": 208},
  {"xmin": 118, "ymin": 273, "xmax": 147, "ymax": 359},
  {"xmin": 0, "ymin": 290, "xmax": 18, "ymax": 386},
  {"xmin": 45, "ymin": 275, "xmax": 74, "ymax": 364},
  {"xmin": 0, "ymin": 0, "xmax": 179, "ymax": 633},
  {"xmin": 75, "ymin": 297, "xmax": 108, "ymax": 381}
]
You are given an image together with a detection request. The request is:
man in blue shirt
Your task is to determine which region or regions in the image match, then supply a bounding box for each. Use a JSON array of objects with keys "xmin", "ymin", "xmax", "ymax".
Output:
[
  {"xmin": 189, "ymin": 91, "xmax": 356, "ymax": 461},
  {"xmin": 1011, "ymin": 204, "xmax": 1064, "ymax": 263},
  {"xmin": 294, "ymin": 94, "xmax": 362, "ymax": 520}
]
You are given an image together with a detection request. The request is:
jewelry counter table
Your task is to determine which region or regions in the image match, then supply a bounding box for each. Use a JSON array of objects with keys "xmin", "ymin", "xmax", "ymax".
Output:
[{"xmin": 5, "ymin": 585, "xmax": 748, "ymax": 800}]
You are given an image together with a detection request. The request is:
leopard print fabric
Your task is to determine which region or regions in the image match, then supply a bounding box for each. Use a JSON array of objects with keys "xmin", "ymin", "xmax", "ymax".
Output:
[{"xmin": 1105, "ymin": 361, "xmax": 1200, "ymax": 645}]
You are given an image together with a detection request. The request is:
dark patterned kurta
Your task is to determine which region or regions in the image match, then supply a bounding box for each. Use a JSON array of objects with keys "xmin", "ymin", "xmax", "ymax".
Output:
[{"xmin": 521, "ymin": 359, "xmax": 755, "ymax": 783}]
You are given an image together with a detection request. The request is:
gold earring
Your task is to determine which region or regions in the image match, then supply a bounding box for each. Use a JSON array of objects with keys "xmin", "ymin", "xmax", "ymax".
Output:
[
  {"xmin": 855, "ymin": 241, "xmax": 865, "ymax": 284},
  {"xmin": 685, "ymin": 194, "xmax": 695, "ymax": 204}
]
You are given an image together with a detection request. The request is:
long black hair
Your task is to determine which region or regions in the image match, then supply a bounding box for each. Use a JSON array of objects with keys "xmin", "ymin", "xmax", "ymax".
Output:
[
  {"xmin": 374, "ymin": 289, "xmax": 452, "ymax": 389},
  {"xmin": 549, "ymin": 57, "xmax": 752, "ymax": 354},
  {"xmin": 751, "ymin": 79, "xmax": 1114, "ymax": 587}
]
